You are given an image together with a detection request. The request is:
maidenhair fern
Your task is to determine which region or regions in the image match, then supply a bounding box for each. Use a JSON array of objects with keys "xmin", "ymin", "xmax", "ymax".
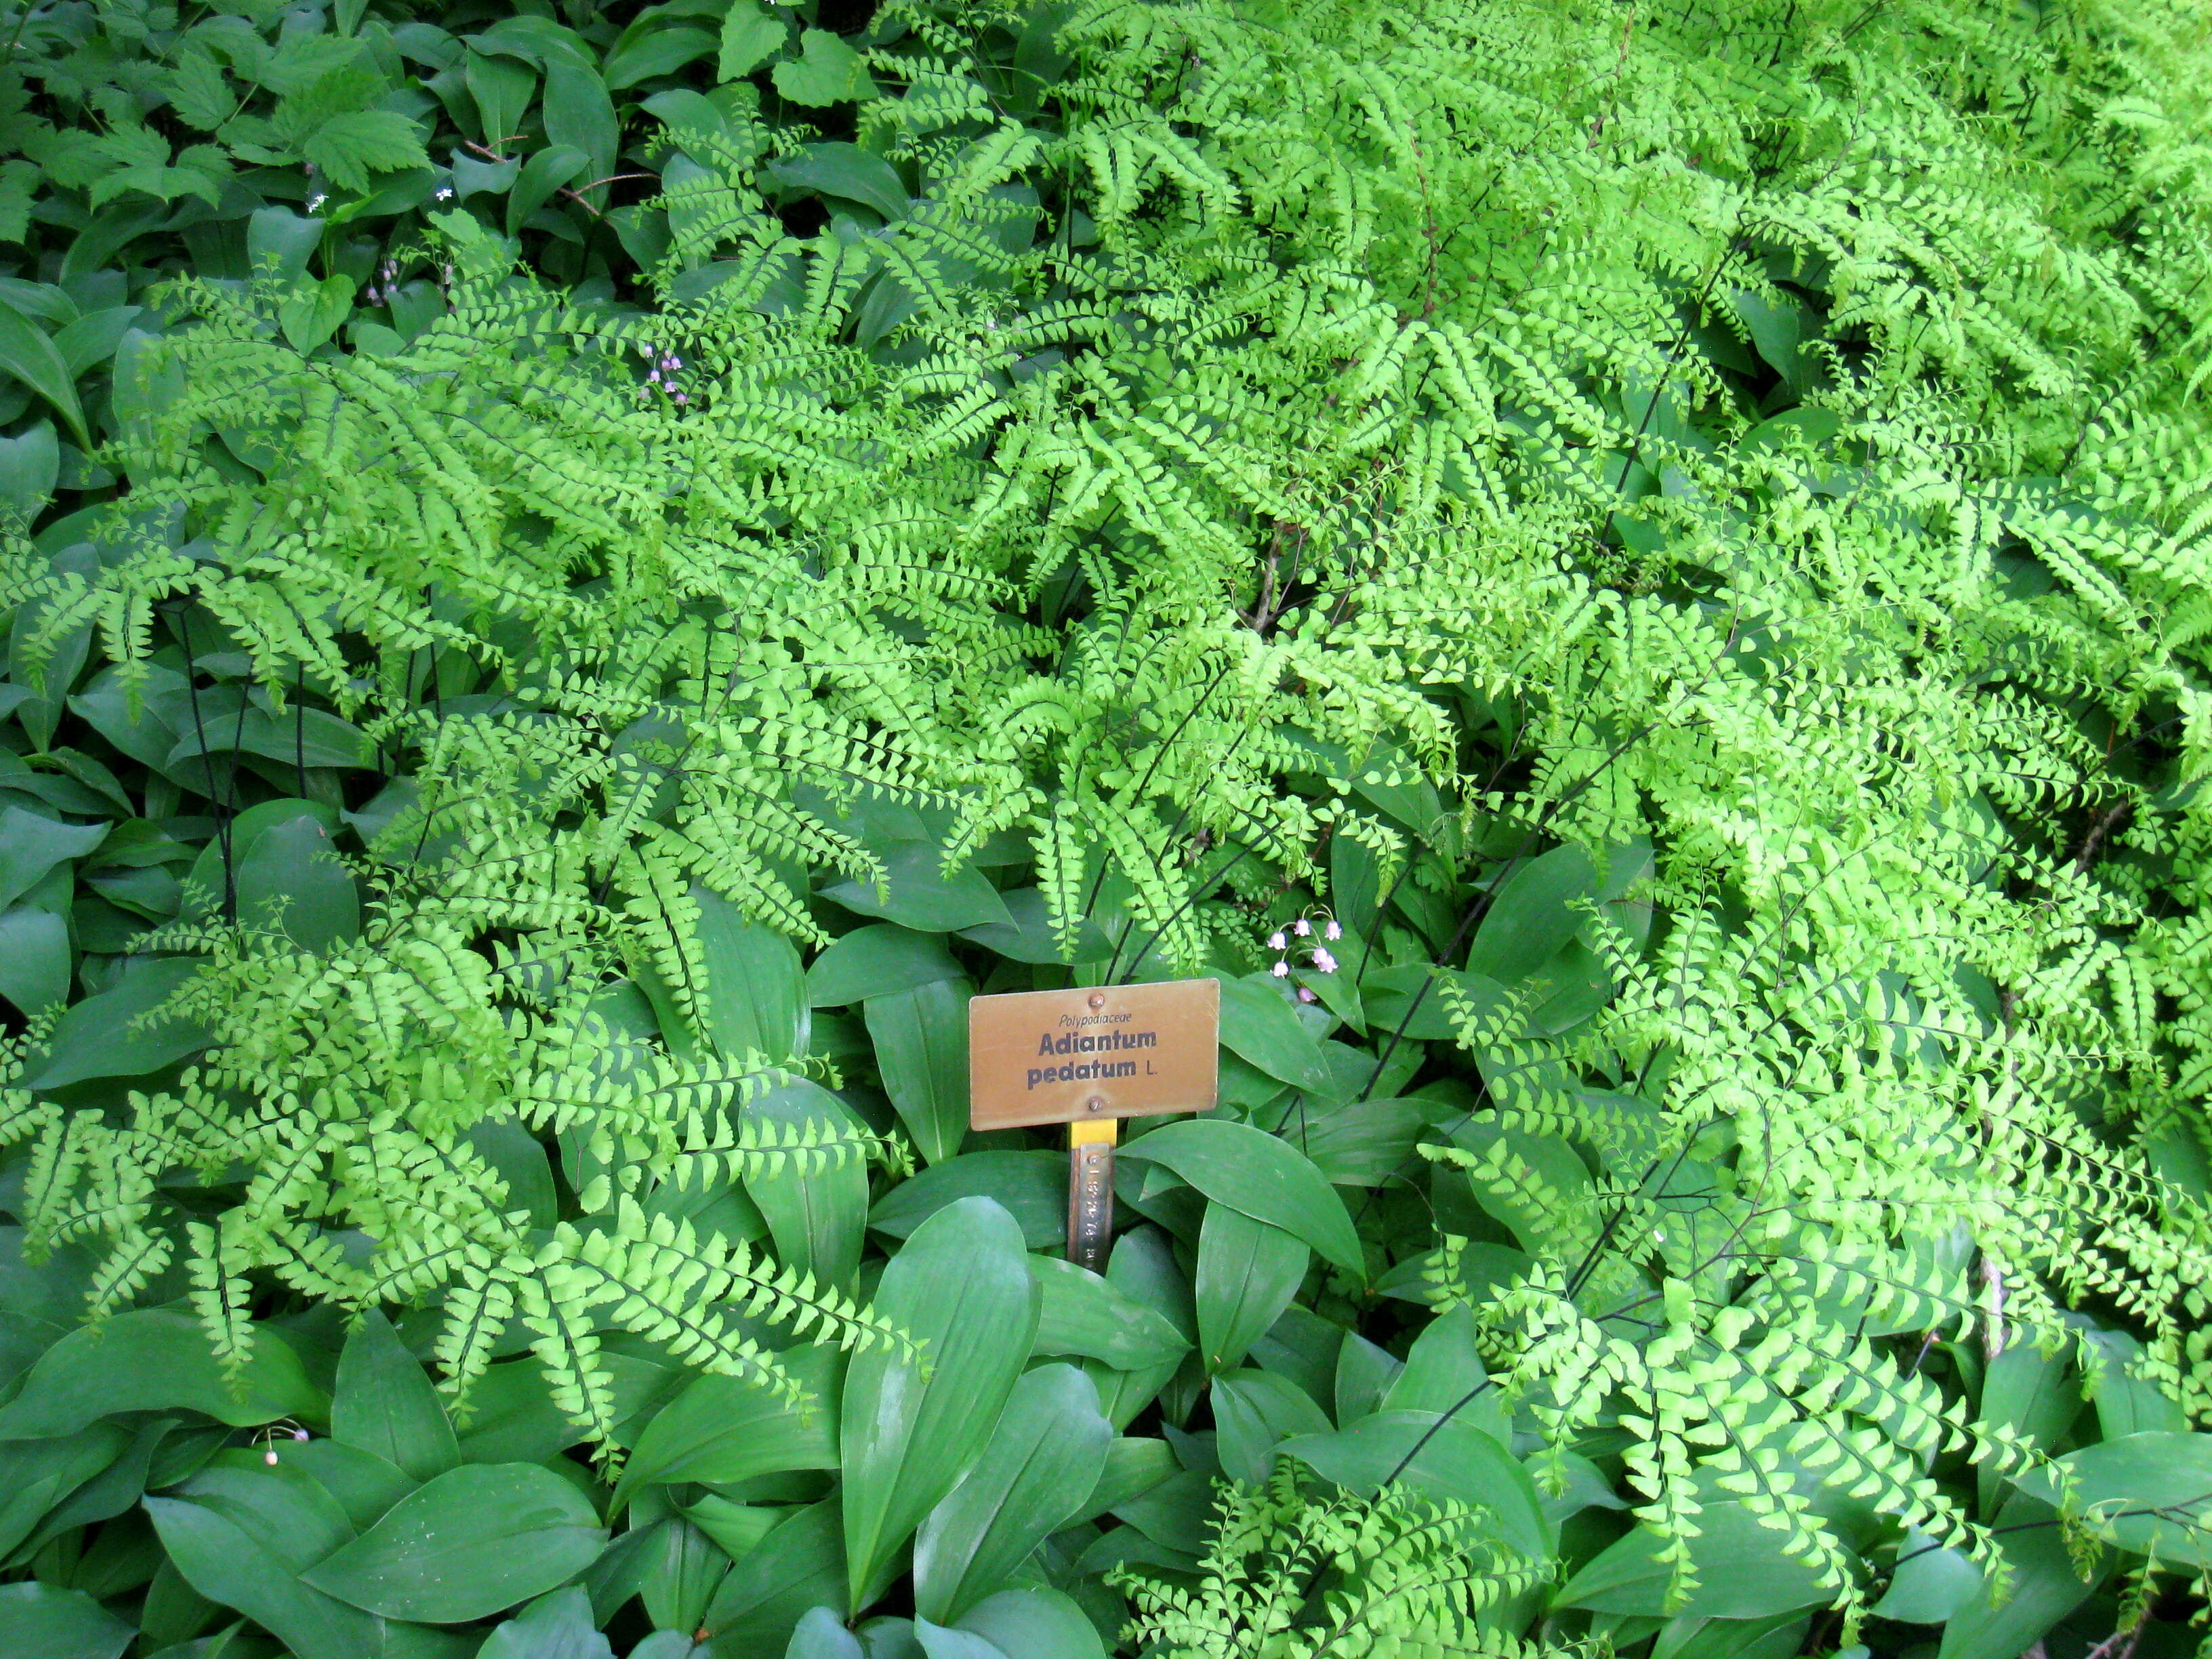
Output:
[{"xmin": 1118, "ymin": 1466, "xmax": 1553, "ymax": 1659}]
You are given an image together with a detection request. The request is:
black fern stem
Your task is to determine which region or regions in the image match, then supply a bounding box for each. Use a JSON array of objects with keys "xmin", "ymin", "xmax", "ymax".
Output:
[
  {"xmin": 294, "ymin": 661, "xmax": 306, "ymax": 799},
  {"xmin": 176, "ymin": 606, "xmax": 237, "ymax": 926}
]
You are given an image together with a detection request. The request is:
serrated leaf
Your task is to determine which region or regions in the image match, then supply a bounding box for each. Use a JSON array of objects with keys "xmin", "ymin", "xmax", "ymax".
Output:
[
  {"xmin": 303, "ymin": 110, "xmax": 431, "ymax": 194},
  {"xmin": 720, "ymin": 3, "xmax": 787, "ymax": 81},
  {"xmin": 169, "ymin": 49, "xmax": 235, "ymax": 130},
  {"xmin": 772, "ymin": 30, "xmax": 878, "ymax": 107}
]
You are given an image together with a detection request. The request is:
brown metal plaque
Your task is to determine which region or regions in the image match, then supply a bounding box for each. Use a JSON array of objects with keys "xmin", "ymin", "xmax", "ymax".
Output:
[{"xmin": 968, "ymin": 978, "xmax": 1220, "ymax": 1130}]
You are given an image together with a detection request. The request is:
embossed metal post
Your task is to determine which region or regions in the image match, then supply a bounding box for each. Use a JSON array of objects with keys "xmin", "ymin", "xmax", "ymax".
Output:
[{"xmin": 1067, "ymin": 1113, "xmax": 1118, "ymax": 1273}]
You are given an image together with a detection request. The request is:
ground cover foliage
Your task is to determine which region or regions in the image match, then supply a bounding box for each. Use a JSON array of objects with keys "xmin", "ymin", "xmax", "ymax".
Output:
[{"xmin": 1, "ymin": 0, "xmax": 2211, "ymax": 1655}]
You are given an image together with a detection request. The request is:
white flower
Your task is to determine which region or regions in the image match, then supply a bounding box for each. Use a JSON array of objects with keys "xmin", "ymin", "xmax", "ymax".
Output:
[
  {"xmin": 1296, "ymin": 986, "xmax": 1317, "ymax": 1002},
  {"xmin": 1292, "ymin": 917, "xmax": 1311, "ymax": 936},
  {"xmin": 672, "ymin": 390, "xmax": 688, "ymax": 405},
  {"xmin": 307, "ymin": 194, "xmax": 327, "ymax": 213},
  {"xmin": 1270, "ymin": 960, "xmax": 1290, "ymax": 978},
  {"xmin": 1267, "ymin": 930, "xmax": 1287, "ymax": 951},
  {"xmin": 434, "ymin": 186, "xmax": 454, "ymax": 201},
  {"xmin": 1311, "ymin": 947, "xmax": 1338, "ymax": 974},
  {"xmin": 1323, "ymin": 919, "xmax": 1341, "ymax": 941}
]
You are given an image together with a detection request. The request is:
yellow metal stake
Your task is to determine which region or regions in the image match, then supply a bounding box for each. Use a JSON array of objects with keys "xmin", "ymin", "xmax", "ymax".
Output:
[{"xmin": 1067, "ymin": 1113, "xmax": 1119, "ymax": 1273}]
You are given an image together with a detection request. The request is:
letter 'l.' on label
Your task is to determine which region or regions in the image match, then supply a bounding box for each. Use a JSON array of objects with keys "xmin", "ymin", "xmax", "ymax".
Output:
[{"xmin": 968, "ymin": 978, "xmax": 1220, "ymax": 1130}]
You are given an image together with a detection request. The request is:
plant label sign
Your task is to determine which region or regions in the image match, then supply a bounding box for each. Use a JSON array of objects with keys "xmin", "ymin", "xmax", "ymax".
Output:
[{"xmin": 967, "ymin": 977, "xmax": 1220, "ymax": 1131}]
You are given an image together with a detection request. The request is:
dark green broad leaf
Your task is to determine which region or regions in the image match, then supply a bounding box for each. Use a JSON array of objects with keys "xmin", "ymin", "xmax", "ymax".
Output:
[
  {"xmin": 176, "ymin": 1451, "xmax": 357, "ymax": 1565},
  {"xmin": 685, "ymin": 1493, "xmax": 782, "ymax": 1562},
  {"xmin": 0, "ymin": 1308, "xmax": 323, "ymax": 1438},
  {"xmin": 1109, "ymin": 1467, "xmax": 1216, "ymax": 1557},
  {"xmin": 302, "ymin": 1462, "xmax": 607, "ymax": 1623},
  {"xmin": 1120, "ymin": 1119, "xmax": 1361, "ymax": 1275},
  {"xmin": 2013, "ymin": 1431, "xmax": 2212, "ymax": 1568},
  {"xmin": 278, "ymin": 1439, "xmax": 415, "ymax": 1532},
  {"xmin": 477, "ymin": 1586, "xmax": 613, "ymax": 1659},
  {"xmin": 0, "ymin": 905, "xmax": 71, "ymax": 1016},
  {"xmin": 1216, "ymin": 973, "xmax": 1331, "ymax": 1092},
  {"xmin": 863, "ymin": 977, "xmax": 973, "ymax": 1166},
  {"xmin": 465, "ymin": 1117, "xmax": 560, "ymax": 1230},
  {"xmin": 145, "ymin": 1488, "xmax": 380, "ymax": 1659},
  {"xmin": 841, "ymin": 1198, "xmax": 1040, "ymax": 1612},
  {"xmin": 452, "ymin": 1351, "xmax": 676, "ymax": 1463},
  {"xmin": 15, "ymin": 954, "xmax": 210, "ymax": 1091},
  {"xmin": 1382, "ymin": 1304, "xmax": 1511, "ymax": 1443},
  {"xmin": 232, "ymin": 814, "xmax": 361, "ymax": 953},
  {"xmin": 278, "ymin": 275, "xmax": 356, "ymax": 356},
  {"xmin": 787, "ymin": 1605, "xmax": 863, "ymax": 1659},
  {"xmin": 246, "ymin": 207, "xmax": 325, "ymax": 285},
  {"xmin": 869, "ymin": 1151, "xmax": 1066, "ymax": 1250},
  {"xmin": 605, "ymin": 18, "xmax": 718, "ymax": 88},
  {"xmin": 912, "ymin": 1364, "xmax": 1113, "ymax": 1622},
  {"xmin": 957, "ymin": 887, "xmax": 1111, "ymax": 966},
  {"xmin": 766, "ymin": 144, "xmax": 908, "ymax": 222},
  {"xmin": 1729, "ymin": 288, "xmax": 1819, "ymax": 397},
  {"xmin": 333, "ymin": 1309, "xmax": 459, "ymax": 1483},
  {"xmin": 1030, "ymin": 1256, "xmax": 1189, "ymax": 1370},
  {"xmin": 0, "ymin": 1425, "xmax": 129, "ymax": 1558},
  {"xmin": 0, "ymin": 294, "xmax": 89, "ymax": 447},
  {"xmin": 542, "ymin": 59, "xmax": 619, "ymax": 210},
  {"xmin": 1300, "ymin": 1097, "xmax": 1427, "ymax": 1186},
  {"xmin": 0, "ymin": 1581, "xmax": 134, "ymax": 1659},
  {"xmin": 2081, "ymin": 1329, "xmax": 2188, "ymax": 1440},
  {"xmin": 0, "ymin": 804, "xmax": 107, "ymax": 912},
  {"xmin": 743, "ymin": 1078, "xmax": 870, "ymax": 1292},
  {"xmin": 819, "ymin": 842, "xmax": 1011, "ymax": 934},
  {"xmin": 166, "ymin": 703, "xmax": 375, "ymax": 773},
  {"xmin": 1280, "ymin": 1410, "xmax": 1549, "ymax": 1561},
  {"xmin": 1082, "ymin": 1226, "xmax": 1195, "ymax": 1431},
  {"xmin": 696, "ymin": 887, "xmax": 809, "ymax": 1063},
  {"xmin": 1334, "ymin": 1332, "xmax": 1404, "ymax": 1425},
  {"xmin": 1555, "ymin": 1496, "xmax": 1835, "ymax": 1618},
  {"xmin": 1869, "ymin": 1528, "xmax": 1980, "ymax": 1624},
  {"xmin": 18, "ymin": 1412, "xmax": 188, "ymax": 1559},
  {"xmin": 642, "ymin": 1515, "xmax": 728, "ymax": 1639},
  {"xmin": 1212, "ymin": 1369, "xmax": 1331, "ymax": 1487},
  {"xmin": 702, "ymin": 1496, "xmax": 846, "ymax": 1654},
  {"xmin": 946, "ymin": 1587, "xmax": 1105, "ymax": 1658},
  {"xmin": 1360, "ymin": 962, "xmax": 1511, "ymax": 1044},
  {"xmin": 1936, "ymin": 1496, "xmax": 2099, "ymax": 1659},
  {"xmin": 1193, "ymin": 1204, "xmax": 1306, "ymax": 1375},
  {"xmin": 0, "ymin": 422, "xmax": 59, "ymax": 520},
  {"xmin": 808, "ymin": 923, "xmax": 962, "ymax": 1007},
  {"xmin": 1466, "ymin": 844, "xmax": 1597, "ymax": 985},
  {"xmin": 1975, "ymin": 1340, "xmax": 2080, "ymax": 1517},
  {"xmin": 615, "ymin": 1343, "xmax": 840, "ymax": 1505},
  {"xmin": 1069, "ymin": 1437, "xmax": 1178, "ymax": 1527}
]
